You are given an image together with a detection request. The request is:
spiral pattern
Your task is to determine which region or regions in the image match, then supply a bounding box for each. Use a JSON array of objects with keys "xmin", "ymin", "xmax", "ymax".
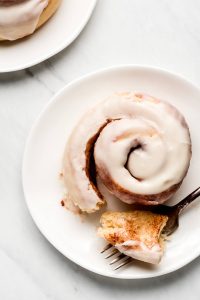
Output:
[{"xmin": 63, "ymin": 92, "xmax": 191, "ymax": 212}]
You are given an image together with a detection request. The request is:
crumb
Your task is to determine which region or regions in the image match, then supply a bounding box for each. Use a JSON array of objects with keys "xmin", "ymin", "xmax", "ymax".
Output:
[{"xmin": 61, "ymin": 200, "xmax": 65, "ymax": 207}]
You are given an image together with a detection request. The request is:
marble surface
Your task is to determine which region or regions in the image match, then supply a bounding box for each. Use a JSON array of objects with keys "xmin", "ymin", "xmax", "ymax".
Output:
[{"xmin": 1, "ymin": 0, "xmax": 200, "ymax": 299}]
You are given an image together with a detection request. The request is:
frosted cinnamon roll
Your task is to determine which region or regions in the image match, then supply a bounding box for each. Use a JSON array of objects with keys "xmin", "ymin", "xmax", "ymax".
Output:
[
  {"xmin": 0, "ymin": 0, "xmax": 61, "ymax": 41},
  {"xmin": 63, "ymin": 92, "xmax": 191, "ymax": 213}
]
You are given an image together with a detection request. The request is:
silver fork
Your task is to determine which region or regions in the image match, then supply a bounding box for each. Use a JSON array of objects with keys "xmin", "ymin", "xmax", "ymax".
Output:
[
  {"xmin": 101, "ymin": 244, "xmax": 133, "ymax": 270},
  {"xmin": 101, "ymin": 187, "xmax": 200, "ymax": 270}
]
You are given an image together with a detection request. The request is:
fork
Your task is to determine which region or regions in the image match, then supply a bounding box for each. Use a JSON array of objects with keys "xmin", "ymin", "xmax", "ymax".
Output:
[{"xmin": 101, "ymin": 187, "xmax": 200, "ymax": 270}]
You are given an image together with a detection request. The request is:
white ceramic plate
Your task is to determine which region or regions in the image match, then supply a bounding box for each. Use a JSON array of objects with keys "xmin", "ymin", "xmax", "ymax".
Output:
[
  {"xmin": 23, "ymin": 65, "xmax": 200, "ymax": 279},
  {"xmin": 0, "ymin": 0, "xmax": 96, "ymax": 73}
]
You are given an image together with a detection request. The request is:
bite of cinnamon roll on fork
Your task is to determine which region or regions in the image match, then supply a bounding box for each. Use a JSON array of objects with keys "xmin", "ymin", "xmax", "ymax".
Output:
[{"xmin": 98, "ymin": 211, "xmax": 168, "ymax": 264}]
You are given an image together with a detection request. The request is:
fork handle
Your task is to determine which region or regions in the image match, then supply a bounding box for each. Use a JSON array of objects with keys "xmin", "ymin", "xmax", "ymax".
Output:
[{"xmin": 174, "ymin": 187, "xmax": 200, "ymax": 214}]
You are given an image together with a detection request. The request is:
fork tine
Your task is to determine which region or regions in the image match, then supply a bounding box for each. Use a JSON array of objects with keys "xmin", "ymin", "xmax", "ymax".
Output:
[
  {"xmin": 109, "ymin": 253, "xmax": 126, "ymax": 265},
  {"xmin": 105, "ymin": 248, "xmax": 118, "ymax": 259},
  {"xmin": 114, "ymin": 257, "xmax": 133, "ymax": 270},
  {"xmin": 100, "ymin": 244, "xmax": 112, "ymax": 253}
]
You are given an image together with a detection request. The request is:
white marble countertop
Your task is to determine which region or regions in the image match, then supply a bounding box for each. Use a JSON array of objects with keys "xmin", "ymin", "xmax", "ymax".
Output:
[{"xmin": 1, "ymin": 0, "xmax": 200, "ymax": 299}]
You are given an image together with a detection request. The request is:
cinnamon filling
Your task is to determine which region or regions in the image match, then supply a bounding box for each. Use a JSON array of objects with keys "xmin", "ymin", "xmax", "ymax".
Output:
[
  {"xmin": 85, "ymin": 121, "xmax": 111, "ymax": 199},
  {"xmin": 124, "ymin": 143, "xmax": 144, "ymax": 182}
]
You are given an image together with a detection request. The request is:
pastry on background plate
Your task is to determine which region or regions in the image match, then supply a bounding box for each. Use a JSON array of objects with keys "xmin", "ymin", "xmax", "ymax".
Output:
[
  {"xmin": 63, "ymin": 92, "xmax": 191, "ymax": 213},
  {"xmin": 98, "ymin": 211, "xmax": 168, "ymax": 264},
  {"xmin": 0, "ymin": 0, "xmax": 61, "ymax": 41}
]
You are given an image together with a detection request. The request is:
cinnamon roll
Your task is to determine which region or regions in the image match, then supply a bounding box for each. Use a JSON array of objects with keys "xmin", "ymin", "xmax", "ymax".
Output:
[
  {"xmin": 0, "ymin": 0, "xmax": 61, "ymax": 41},
  {"xmin": 63, "ymin": 92, "xmax": 191, "ymax": 213}
]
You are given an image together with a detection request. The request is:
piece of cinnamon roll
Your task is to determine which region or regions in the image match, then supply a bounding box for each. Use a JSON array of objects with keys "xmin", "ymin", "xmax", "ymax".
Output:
[
  {"xmin": 98, "ymin": 211, "xmax": 168, "ymax": 264},
  {"xmin": 0, "ymin": 0, "xmax": 61, "ymax": 41},
  {"xmin": 63, "ymin": 92, "xmax": 191, "ymax": 213}
]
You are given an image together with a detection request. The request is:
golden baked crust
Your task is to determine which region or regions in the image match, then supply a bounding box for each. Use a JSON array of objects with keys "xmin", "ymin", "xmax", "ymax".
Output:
[
  {"xmin": 37, "ymin": 0, "xmax": 61, "ymax": 29},
  {"xmin": 98, "ymin": 211, "xmax": 168, "ymax": 249},
  {"xmin": 0, "ymin": 0, "xmax": 61, "ymax": 41}
]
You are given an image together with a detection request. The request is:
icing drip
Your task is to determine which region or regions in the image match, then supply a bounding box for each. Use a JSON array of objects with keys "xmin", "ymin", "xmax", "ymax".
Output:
[{"xmin": 116, "ymin": 240, "xmax": 162, "ymax": 264}]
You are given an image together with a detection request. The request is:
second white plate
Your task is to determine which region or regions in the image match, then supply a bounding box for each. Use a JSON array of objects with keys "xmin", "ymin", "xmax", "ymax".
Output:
[
  {"xmin": 23, "ymin": 65, "xmax": 200, "ymax": 279},
  {"xmin": 0, "ymin": 0, "xmax": 96, "ymax": 72}
]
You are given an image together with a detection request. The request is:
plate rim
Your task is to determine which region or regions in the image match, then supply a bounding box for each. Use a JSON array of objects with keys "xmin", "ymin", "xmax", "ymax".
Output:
[
  {"xmin": 22, "ymin": 64, "xmax": 200, "ymax": 279},
  {"xmin": 0, "ymin": 0, "xmax": 97, "ymax": 73}
]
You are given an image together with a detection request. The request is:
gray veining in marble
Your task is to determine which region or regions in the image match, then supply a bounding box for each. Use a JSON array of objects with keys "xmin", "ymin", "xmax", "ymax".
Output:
[{"xmin": 1, "ymin": 0, "xmax": 200, "ymax": 299}]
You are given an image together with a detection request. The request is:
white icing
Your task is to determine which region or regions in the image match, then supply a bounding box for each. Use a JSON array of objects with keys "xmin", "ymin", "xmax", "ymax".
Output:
[
  {"xmin": 63, "ymin": 92, "xmax": 191, "ymax": 212},
  {"xmin": 0, "ymin": 0, "xmax": 48, "ymax": 40},
  {"xmin": 95, "ymin": 116, "xmax": 190, "ymax": 195},
  {"xmin": 116, "ymin": 240, "xmax": 163, "ymax": 264}
]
